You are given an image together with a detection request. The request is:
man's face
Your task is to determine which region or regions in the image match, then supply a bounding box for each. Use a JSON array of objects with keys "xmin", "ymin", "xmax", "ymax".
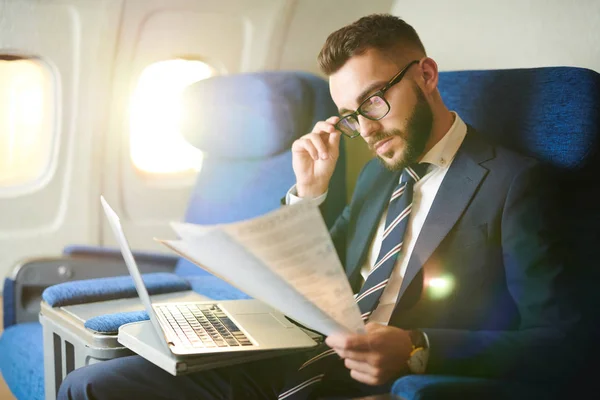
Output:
[{"xmin": 329, "ymin": 49, "xmax": 433, "ymax": 171}]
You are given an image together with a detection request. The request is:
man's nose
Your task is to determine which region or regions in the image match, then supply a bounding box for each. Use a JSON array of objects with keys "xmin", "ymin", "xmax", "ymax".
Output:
[{"xmin": 358, "ymin": 115, "xmax": 381, "ymax": 139}]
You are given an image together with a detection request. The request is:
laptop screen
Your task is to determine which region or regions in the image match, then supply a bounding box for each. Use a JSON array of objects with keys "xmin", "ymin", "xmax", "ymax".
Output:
[{"xmin": 100, "ymin": 195, "xmax": 171, "ymax": 350}]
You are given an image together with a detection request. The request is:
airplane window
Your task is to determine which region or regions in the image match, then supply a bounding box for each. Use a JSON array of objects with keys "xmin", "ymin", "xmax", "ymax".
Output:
[
  {"xmin": 0, "ymin": 57, "xmax": 54, "ymax": 189},
  {"xmin": 130, "ymin": 59, "xmax": 214, "ymax": 175}
]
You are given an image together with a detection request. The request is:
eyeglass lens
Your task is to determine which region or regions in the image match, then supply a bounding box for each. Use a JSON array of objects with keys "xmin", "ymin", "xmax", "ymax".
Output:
[
  {"xmin": 337, "ymin": 95, "xmax": 389, "ymax": 137},
  {"xmin": 361, "ymin": 95, "xmax": 387, "ymax": 119}
]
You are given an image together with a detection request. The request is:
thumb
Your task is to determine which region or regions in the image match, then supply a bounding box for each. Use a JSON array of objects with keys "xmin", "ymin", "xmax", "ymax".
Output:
[{"xmin": 364, "ymin": 322, "xmax": 385, "ymax": 333}]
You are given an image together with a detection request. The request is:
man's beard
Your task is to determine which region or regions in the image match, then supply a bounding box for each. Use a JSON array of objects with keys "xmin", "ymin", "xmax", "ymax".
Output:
[{"xmin": 370, "ymin": 86, "xmax": 434, "ymax": 171}]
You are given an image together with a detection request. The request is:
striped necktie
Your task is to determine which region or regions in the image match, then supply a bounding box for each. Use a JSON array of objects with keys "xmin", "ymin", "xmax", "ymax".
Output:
[
  {"xmin": 278, "ymin": 163, "xmax": 429, "ymax": 400},
  {"xmin": 356, "ymin": 162, "xmax": 429, "ymax": 322}
]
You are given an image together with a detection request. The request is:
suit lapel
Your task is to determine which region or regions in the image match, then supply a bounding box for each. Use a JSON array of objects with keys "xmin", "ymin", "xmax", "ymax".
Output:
[
  {"xmin": 346, "ymin": 165, "xmax": 400, "ymax": 288},
  {"xmin": 396, "ymin": 129, "xmax": 493, "ymax": 302}
]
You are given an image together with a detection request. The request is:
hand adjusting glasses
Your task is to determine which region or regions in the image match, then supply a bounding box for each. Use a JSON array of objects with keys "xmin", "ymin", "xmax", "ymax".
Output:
[{"xmin": 335, "ymin": 60, "xmax": 419, "ymax": 138}]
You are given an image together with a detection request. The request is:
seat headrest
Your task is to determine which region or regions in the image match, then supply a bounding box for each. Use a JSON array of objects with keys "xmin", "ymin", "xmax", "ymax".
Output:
[
  {"xmin": 180, "ymin": 71, "xmax": 335, "ymax": 159},
  {"xmin": 438, "ymin": 66, "xmax": 600, "ymax": 170}
]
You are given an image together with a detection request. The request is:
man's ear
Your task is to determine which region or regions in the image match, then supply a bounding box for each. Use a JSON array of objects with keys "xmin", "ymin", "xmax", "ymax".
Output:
[{"xmin": 419, "ymin": 57, "xmax": 439, "ymax": 95}]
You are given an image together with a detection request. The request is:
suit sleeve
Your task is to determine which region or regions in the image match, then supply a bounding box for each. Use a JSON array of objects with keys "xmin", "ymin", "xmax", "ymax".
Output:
[
  {"xmin": 327, "ymin": 160, "xmax": 375, "ymax": 268},
  {"xmin": 329, "ymin": 204, "xmax": 351, "ymax": 267},
  {"xmin": 421, "ymin": 162, "xmax": 578, "ymax": 382}
]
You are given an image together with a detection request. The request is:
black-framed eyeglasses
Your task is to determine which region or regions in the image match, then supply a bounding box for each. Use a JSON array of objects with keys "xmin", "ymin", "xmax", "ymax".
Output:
[{"xmin": 335, "ymin": 59, "xmax": 419, "ymax": 138}]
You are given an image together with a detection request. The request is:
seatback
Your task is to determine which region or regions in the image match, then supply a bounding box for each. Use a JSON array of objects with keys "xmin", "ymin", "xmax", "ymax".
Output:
[
  {"xmin": 174, "ymin": 71, "xmax": 346, "ymax": 276},
  {"xmin": 437, "ymin": 66, "xmax": 600, "ymax": 376}
]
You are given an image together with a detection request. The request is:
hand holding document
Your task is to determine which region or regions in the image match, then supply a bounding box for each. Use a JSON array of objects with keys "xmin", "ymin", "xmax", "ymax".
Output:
[{"xmin": 158, "ymin": 201, "xmax": 364, "ymax": 336}]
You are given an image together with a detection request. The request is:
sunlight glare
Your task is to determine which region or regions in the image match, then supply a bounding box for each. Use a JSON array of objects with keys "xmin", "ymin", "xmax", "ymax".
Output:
[
  {"xmin": 0, "ymin": 59, "xmax": 52, "ymax": 187},
  {"xmin": 129, "ymin": 59, "xmax": 213, "ymax": 174}
]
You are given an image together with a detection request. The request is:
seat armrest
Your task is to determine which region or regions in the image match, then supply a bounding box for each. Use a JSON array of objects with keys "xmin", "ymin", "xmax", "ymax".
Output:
[
  {"xmin": 42, "ymin": 272, "xmax": 191, "ymax": 308},
  {"xmin": 390, "ymin": 375, "xmax": 556, "ymax": 400},
  {"xmin": 3, "ymin": 255, "xmax": 177, "ymax": 327},
  {"xmin": 63, "ymin": 244, "xmax": 180, "ymax": 265}
]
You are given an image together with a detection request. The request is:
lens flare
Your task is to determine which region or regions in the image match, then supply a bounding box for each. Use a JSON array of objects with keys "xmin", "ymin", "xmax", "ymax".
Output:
[{"xmin": 426, "ymin": 275, "xmax": 455, "ymax": 300}]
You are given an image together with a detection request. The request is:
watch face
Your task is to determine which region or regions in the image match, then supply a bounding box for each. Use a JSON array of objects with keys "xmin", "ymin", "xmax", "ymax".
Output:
[{"xmin": 408, "ymin": 348, "xmax": 428, "ymax": 374}]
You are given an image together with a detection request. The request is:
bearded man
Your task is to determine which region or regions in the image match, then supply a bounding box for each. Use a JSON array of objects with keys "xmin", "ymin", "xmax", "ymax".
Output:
[{"xmin": 59, "ymin": 13, "xmax": 574, "ymax": 400}]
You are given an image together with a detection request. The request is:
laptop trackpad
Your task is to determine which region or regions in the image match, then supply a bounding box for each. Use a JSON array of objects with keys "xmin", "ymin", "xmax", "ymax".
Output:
[
  {"xmin": 233, "ymin": 313, "xmax": 316, "ymax": 348},
  {"xmin": 234, "ymin": 313, "xmax": 293, "ymax": 330},
  {"xmin": 269, "ymin": 313, "xmax": 296, "ymax": 328}
]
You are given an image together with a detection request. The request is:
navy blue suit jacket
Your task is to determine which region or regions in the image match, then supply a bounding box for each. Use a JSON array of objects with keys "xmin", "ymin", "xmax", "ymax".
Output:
[{"xmin": 330, "ymin": 126, "xmax": 575, "ymax": 381}]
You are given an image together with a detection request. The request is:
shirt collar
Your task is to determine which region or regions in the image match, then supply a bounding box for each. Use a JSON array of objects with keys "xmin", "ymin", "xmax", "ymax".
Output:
[{"xmin": 420, "ymin": 111, "xmax": 467, "ymax": 169}]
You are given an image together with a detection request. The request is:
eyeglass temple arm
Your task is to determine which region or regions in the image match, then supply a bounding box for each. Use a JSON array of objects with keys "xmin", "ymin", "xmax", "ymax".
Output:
[{"xmin": 381, "ymin": 60, "xmax": 420, "ymax": 92}]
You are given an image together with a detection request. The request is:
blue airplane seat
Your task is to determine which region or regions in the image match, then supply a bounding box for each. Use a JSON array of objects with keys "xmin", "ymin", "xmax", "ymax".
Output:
[
  {"xmin": 0, "ymin": 71, "xmax": 347, "ymax": 400},
  {"xmin": 388, "ymin": 66, "xmax": 600, "ymax": 399},
  {"xmin": 4, "ymin": 66, "xmax": 598, "ymax": 400},
  {"xmin": 175, "ymin": 71, "xmax": 347, "ymax": 277}
]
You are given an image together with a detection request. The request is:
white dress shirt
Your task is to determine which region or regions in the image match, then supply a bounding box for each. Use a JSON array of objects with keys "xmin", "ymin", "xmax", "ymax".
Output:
[{"xmin": 287, "ymin": 112, "xmax": 467, "ymax": 324}]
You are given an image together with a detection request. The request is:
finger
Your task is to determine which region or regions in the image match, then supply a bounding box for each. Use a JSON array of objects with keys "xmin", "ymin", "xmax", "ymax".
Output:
[
  {"xmin": 292, "ymin": 138, "xmax": 319, "ymax": 160},
  {"xmin": 344, "ymin": 358, "xmax": 377, "ymax": 375},
  {"xmin": 328, "ymin": 131, "xmax": 341, "ymax": 150},
  {"xmin": 325, "ymin": 116, "xmax": 340, "ymax": 124},
  {"xmin": 326, "ymin": 333, "xmax": 370, "ymax": 351},
  {"xmin": 364, "ymin": 322, "xmax": 385, "ymax": 333},
  {"xmin": 334, "ymin": 348, "xmax": 370, "ymax": 361},
  {"xmin": 312, "ymin": 121, "xmax": 338, "ymax": 136},
  {"xmin": 349, "ymin": 369, "xmax": 380, "ymax": 386},
  {"xmin": 306, "ymin": 134, "xmax": 330, "ymax": 160}
]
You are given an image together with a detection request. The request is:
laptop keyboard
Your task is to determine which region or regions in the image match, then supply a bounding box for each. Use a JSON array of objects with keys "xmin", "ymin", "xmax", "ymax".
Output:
[{"xmin": 156, "ymin": 304, "xmax": 254, "ymax": 348}]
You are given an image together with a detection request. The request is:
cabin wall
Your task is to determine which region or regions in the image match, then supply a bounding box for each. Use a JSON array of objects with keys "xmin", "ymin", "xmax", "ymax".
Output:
[
  {"xmin": 0, "ymin": 0, "xmax": 124, "ymax": 288},
  {"xmin": 0, "ymin": 0, "xmax": 598, "ymax": 289}
]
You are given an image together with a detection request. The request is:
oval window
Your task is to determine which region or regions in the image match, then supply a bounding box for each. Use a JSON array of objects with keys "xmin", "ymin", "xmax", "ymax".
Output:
[
  {"xmin": 0, "ymin": 57, "xmax": 54, "ymax": 190},
  {"xmin": 129, "ymin": 59, "xmax": 214, "ymax": 175}
]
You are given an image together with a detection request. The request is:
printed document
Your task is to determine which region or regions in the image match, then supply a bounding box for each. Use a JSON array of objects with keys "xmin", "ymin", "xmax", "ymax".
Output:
[{"xmin": 158, "ymin": 201, "xmax": 364, "ymax": 336}]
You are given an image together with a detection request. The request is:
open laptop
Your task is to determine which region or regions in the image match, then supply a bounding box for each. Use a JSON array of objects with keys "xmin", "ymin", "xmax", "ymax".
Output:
[{"xmin": 100, "ymin": 196, "xmax": 318, "ymax": 358}]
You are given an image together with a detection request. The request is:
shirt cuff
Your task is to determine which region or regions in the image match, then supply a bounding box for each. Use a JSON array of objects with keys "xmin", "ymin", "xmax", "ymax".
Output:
[{"xmin": 286, "ymin": 184, "xmax": 328, "ymax": 206}]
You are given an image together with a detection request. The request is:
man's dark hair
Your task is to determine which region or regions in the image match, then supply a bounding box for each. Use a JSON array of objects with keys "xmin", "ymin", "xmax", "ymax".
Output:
[{"xmin": 318, "ymin": 14, "xmax": 426, "ymax": 76}]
